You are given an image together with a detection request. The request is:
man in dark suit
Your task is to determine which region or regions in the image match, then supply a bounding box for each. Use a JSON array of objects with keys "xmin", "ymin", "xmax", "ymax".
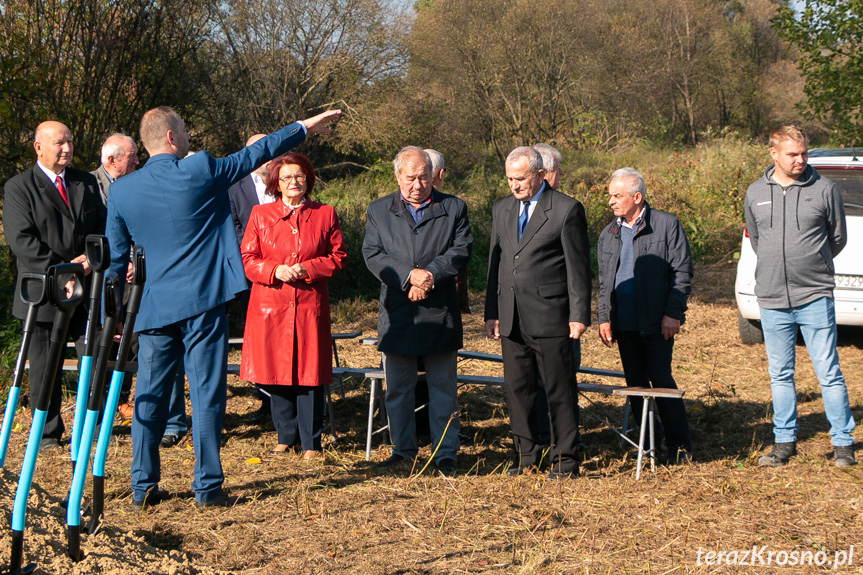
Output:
[
  {"xmin": 226, "ymin": 134, "xmax": 272, "ymax": 422},
  {"xmin": 363, "ymin": 146, "xmax": 473, "ymax": 477},
  {"xmin": 484, "ymin": 146, "xmax": 591, "ymax": 478},
  {"xmin": 3, "ymin": 121, "xmax": 106, "ymax": 449},
  {"xmin": 227, "ymin": 133, "xmax": 270, "ymax": 244},
  {"xmin": 105, "ymin": 106, "xmax": 340, "ymax": 507},
  {"xmin": 92, "ymin": 133, "xmax": 139, "ymax": 206}
]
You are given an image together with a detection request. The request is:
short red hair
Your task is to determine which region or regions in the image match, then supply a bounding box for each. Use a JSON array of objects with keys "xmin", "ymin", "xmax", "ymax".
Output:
[{"xmin": 264, "ymin": 152, "xmax": 316, "ymax": 198}]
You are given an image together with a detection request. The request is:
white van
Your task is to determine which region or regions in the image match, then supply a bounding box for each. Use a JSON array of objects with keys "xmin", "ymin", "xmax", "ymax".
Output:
[{"xmin": 735, "ymin": 148, "xmax": 863, "ymax": 344}]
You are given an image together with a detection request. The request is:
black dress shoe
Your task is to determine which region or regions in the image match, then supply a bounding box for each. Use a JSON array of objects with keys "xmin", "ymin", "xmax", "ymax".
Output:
[
  {"xmin": 130, "ymin": 486, "xmax": 170, "ymax": 509},
  {"xmin": 160, "ymin": 432, "xmax": 185, "ymax": 448},
  {"xmin": 436, "ymin": 458, "xmax": 457, "ymax": 477},
  {"xmin": 377, "ymin": 454, "xmax": 406, "ymax": 468},
  {"xmin": 39, "ymin": 437, "xmax": 61, "ymax": 450},
  {"xmin": 195, "ymin": 491, "xmax": 246, "ymax": 508}
]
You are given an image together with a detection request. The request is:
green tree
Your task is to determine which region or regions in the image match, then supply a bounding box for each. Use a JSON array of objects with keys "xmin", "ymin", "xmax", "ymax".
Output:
[
  {"xmin": 0, "ymin": 0, "xmax": 218, "ymax": 175},
  {"xmin": 202, "ymin": 0, "xmax": 408, "ymax": 163},
  {"xmin": 773, "ymin": 0, "xmax": 863, "ymax": 144}
]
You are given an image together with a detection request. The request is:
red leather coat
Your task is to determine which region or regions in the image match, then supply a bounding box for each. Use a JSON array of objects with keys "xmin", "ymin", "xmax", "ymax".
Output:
[{"xmin": 239, "ymin": 199, "xmax": 346, "ymax": 386}]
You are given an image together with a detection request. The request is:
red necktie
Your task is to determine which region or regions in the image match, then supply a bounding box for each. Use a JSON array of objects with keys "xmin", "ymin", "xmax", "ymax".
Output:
[{"xmin": 55, "ymin": 176, "xmax": 69, "ymax": 207}]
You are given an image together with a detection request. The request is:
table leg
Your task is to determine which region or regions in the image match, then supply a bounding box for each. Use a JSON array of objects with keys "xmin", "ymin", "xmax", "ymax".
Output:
[{"xmin": 365, "ymin": 377, "xmax": 378, "ymax": 461}]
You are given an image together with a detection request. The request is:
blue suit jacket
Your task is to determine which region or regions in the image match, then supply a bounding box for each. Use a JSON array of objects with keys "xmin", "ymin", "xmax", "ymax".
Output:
[{"xmin": 106, "ymin": 122, "xmax": 306, "ymax": 331}]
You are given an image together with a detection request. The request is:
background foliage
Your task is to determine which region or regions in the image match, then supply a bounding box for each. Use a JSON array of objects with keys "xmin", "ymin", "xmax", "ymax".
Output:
[{"xmin": 0, "ymin": 0, "xmax": 858, "ymax": 381}]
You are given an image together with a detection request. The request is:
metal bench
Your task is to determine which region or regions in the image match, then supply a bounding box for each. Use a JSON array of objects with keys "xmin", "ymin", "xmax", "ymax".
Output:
[{"xmin": 355, "ymin": 344, "xmax": 683, "ymax": 478}]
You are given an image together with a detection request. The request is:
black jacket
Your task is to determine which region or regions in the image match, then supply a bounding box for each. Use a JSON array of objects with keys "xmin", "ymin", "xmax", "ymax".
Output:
[
  {"xmin": 4, "ymin": 165, "xmax": 106, "ymax": 322},
  {"xmin": 597, "ymin": 203, "xmax": 692, "ymax": 336},
  {"xmin": 362, "ymin": 190, "xmax": 473, "ymax": 355},
  {"xmin": 484, "ymin": 187, "xmax": 592, "ymax": 337}
]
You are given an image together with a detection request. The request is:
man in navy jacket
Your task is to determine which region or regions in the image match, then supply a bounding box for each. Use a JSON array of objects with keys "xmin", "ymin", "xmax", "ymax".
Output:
[
  {"xmin": 597, "ymin": 167, "xmax": 693, "ymax": 462},
  {"xmin": 106, "ymin": 106, "xmax": 340, "ymax": 507}
]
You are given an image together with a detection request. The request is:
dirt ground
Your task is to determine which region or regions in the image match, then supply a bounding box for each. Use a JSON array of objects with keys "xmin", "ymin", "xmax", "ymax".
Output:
[{"xmin": 1, "ymin": 260, "xmax": 862, "ymax": 574}]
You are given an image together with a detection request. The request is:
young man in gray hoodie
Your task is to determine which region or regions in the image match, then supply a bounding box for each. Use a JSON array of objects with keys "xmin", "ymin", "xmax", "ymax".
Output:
[{"xmin": 744, "ymin": 123, "xmax": 855, "ymax": 467}]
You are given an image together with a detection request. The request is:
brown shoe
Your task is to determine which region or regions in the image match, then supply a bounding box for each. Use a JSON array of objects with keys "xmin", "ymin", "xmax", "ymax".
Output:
[{"xmin": 118, "ymin": 403, "xmax": 134, "ymax": 421}]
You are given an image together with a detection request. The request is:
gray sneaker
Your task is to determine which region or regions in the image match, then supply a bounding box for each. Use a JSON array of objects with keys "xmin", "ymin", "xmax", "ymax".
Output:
[
  {"xmin": 758, "ymin": 442, "xmax": 797, "ymax": 467},
  {"xmin": 833, "ymin": 445, "xmax": 856, "ymax": 467}
]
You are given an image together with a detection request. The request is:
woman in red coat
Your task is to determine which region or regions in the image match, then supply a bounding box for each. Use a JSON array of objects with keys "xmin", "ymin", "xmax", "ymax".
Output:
[{"xmin": 240, "ymin": 153, "xmax": 346, "ymax": 459}]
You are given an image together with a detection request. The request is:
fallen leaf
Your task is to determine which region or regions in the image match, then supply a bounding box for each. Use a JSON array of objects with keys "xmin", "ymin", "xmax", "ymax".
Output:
[{"xmin": 246, "ymin": 457, "xmax": 261, "ymax": 464}]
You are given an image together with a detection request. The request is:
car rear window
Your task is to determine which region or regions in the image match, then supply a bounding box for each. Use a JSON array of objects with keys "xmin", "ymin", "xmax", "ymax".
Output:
[{"xmin": 816, "ymin": 168, "xmax": 863, "ymax": 215}]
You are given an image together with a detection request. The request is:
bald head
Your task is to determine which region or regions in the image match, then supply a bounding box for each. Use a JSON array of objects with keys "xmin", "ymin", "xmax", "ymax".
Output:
[
  {"xmin": 246, "ymin": 134, "xmax": 269, "ymax": 177},
  {"xmin": 34, "ymin": 121, "xmax": 74, "ymax": 173},
  {"xmin": 101, "ymin": 133, "xmax": 139, "ymax": 178}
]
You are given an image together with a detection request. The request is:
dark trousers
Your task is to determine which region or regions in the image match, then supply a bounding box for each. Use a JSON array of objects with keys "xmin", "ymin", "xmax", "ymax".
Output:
[
  {"xmin": 501, "ymin": 318, "xmax": 579, "ymax": 473},
  {"xmin": 28, "ymin": 320, "xmax": 85, "ymax": 441},
  {"xmin": 616, "ymin": 331, "xmax": 692, "ymax": 453},
  {"xmin": 262, "ymin": 384, "xmax": 325, "ymax": 451},
  {"xmin": 131, "ymin": 305, "xmax": 228, "ymax": 504}
]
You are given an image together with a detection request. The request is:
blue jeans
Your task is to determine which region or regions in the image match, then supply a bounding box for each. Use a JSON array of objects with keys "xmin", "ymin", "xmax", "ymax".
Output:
[{"xmin": 760, "ymin": 297, "xmax": 855, "ymax": 446}]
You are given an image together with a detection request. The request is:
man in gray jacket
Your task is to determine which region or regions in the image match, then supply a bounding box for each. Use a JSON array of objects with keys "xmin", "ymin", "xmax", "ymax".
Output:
[
  {"xmin": 363, "ymin": 146, "xmax": 473, "ymax": 476},
  {"xmin": 92, "ymin": 133, "xmax": 139, "ymax": 206},
  {"xmin": 597, "ymin": 168, "xmax": 693, "ymax": 462},
  {"xmin": 745, "ymin": 123, "xmax": 855, "ymax": 467}
]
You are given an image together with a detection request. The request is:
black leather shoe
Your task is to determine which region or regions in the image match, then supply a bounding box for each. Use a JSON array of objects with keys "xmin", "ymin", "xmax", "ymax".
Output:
[
  {"xmin": 436, "ymin": 458, "xmax": 457, "ymax": 477},
  {"xmin": 195, "ymin": 491, "xmax": 246, "ymax": 508},
  {"xmin": 130, "ymin": 486, "xmax": 170, "ymax": 509},
  {"xmin": 377, "ymin": 454, "xmax": 406, "ymax": 468},
  {"xmin": 39, "ymin": 437, "xmax": 61, "ymax": 450},
  {"xmin": 160, "ymin": 432, "xmax": 185, "ymax": 448}
]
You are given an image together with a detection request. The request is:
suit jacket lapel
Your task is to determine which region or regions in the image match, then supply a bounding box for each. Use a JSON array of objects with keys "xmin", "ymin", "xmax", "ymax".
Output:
[
  {"xmin": 515, "ymin": 189, "xmax": 551, "ymax": 253},
  {"xmin": 504, "ymin": 196, "xmax": 519, "ymax": 250},
  {"xmin": 242, "ymin": 176, "xmax": 259, "ymax": 207},
  {"xmin": 66, "ymin": 175, "xmax": 85, "ymax": 221},
  {"xmin": 34, "ymin": 168, "xmax": 72, "ymax": 220}
]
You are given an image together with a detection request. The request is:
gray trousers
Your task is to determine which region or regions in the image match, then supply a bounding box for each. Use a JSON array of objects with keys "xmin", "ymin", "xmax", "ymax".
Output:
[{"xmin": 382, "ymin": 351, "xmax": 460, "ymax": 463}]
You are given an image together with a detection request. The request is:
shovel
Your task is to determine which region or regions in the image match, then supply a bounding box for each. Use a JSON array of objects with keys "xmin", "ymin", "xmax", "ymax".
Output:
[
  {"xmin": 0, "ymin": 274, "xmax": 47, "ymax": 468},
  {"xmin": 66, "ymin": 271, "xmax": 120, "ymax": 561},
  {"xmin": 4, "ymin": 263, "xmax": 85, "ymax": 575},
  {"xmin": 89, "ymin": 245, "xmax": 145, "ymax": 535},
  {"xmin": 69, "ymin": 235, "xmax": 111, "ymax": 474}
]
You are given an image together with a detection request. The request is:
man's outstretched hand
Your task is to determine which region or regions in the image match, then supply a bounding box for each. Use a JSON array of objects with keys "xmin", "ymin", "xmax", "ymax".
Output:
[{"xmin": 302, "ymin": 110, "xmax": 342, "ymax": 134}]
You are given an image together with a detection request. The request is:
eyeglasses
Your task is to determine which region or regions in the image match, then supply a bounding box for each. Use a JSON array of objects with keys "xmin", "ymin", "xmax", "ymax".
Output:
[{"xmin": 279, "ymin": 174, "xmax": 306, "ymax": 183}]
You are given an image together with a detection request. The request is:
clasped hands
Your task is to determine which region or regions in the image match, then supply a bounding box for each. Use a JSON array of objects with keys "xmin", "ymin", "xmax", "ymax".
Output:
[
  {"xmin": 408, "ymin": 268, "xmax": 433, "ymax": 302},
  {"xmin": 484, "ymin": 319, "xmax": 586, "ymax": 340},
  {"xmin": 275, "ymin": 263, "xmax": 308, "ymax": 283}
]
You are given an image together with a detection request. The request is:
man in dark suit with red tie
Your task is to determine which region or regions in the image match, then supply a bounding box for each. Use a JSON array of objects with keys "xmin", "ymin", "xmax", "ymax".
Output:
[
  {"xmin": 484, "ymin": 146, "xmax": 591, "ymax": 478},
  {"xmin": 3, "ymin": 121, "xmax": 106, "ymax": 449}
]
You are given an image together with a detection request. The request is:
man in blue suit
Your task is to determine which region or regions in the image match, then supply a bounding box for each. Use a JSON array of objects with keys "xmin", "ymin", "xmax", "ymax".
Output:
[{"xmin": 106, "ymin": 106, "xmax": 341, "ymax": 507}]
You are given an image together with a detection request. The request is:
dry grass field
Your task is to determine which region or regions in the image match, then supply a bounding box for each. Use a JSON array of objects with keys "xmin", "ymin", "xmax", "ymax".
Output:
[{"xmin": 1, "ymin": 260, "xmax": 862, "ymax": 574}]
